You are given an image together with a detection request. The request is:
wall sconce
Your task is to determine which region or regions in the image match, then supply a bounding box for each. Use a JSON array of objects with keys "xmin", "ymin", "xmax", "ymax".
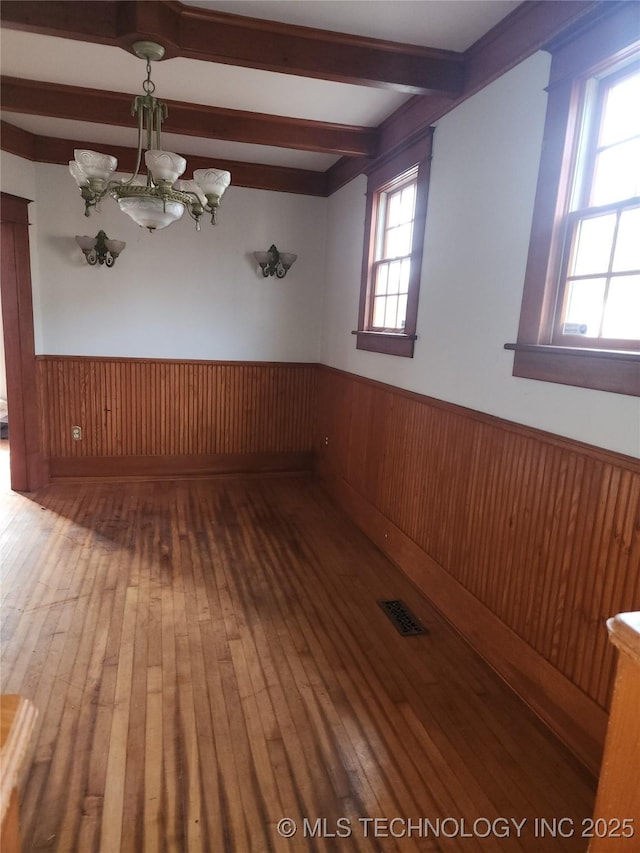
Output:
[
  {"xmin": 254, "ymin": 244, "xmax": 297, "ymax": 278},
  {"xmin": 75, "ymin": 230, "xmax": 126, "ymax": 267}
]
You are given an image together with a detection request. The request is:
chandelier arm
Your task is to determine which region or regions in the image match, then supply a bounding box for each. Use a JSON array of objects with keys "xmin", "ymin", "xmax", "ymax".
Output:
[
  {"xmin": 184, "ymin": 204, "xmax": 201, "ymax": 222},
  {"xmin": 117, "ymin": 103, "xmax": 145, "ymax": 187},
  {"xmin": 155, "ymin": 102, "xmax": 163, "ymax": 150},
  {"xmin": 177, "ymin": 197, "xmax": 202, "ymax": 231},
  {"xmin": 149, "ymin": 99, "xmax": 155, "ymax": 152},
  {"xmin": 181, "ymin": 190, "xmax": 203, "ymax": 206},
  {"xmin": 145, "ymin": 97, "xmax": 154, "ymax": 171}
]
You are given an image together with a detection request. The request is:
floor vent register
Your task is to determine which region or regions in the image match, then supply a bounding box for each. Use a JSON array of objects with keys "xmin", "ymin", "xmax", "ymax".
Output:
[{"xmin": 378, "ymin": 599, "xmax": 427, "ymax": 636}]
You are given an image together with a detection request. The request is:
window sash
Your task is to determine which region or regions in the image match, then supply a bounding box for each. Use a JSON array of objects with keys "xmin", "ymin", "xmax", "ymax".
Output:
[
  {"xmin": 579, "ymin": 65, "xmax": 640, "ymax": 211},
  {"xmin": 369, "ymin": 256, "xmax": 412, "ymax": 332},
  {"xmin": 554, "ymin": 199, "xmax": 640, "ymax": 349}
]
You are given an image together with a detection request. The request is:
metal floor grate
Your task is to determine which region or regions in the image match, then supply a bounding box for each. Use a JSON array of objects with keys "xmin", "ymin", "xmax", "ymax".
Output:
[{"xmin": 378, "ymin": 599, "xmax": 427, "ymax": 636}]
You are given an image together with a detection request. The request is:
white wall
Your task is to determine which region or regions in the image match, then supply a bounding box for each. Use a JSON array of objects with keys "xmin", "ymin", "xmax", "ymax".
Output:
[
  {"xmin": 31, "ymin": 163, "xmax": 326, "ymax": 361},
  {"xmin": 2, "ymin": 51, "xmax": 639, "ymax": 456},
  {"xmin": 0, "ymin": 149, "xmax": 37, "ymax": 199},
  {"xmin": 321, "ymin": 52, "xmax": 640, "ymax": 459}
]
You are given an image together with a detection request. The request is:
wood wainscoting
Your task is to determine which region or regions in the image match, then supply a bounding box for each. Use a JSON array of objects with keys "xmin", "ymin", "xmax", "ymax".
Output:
[
  {"xmin": 34, "ymin": 356, "xmax": 640, "ymax": 774},
  {"xmin": 315, "ymin": 366, "xmax": 640, "ymax": 776},
  {"xmin": 36, "ymin": 356, "xmax": 317, "ymax": 479}
]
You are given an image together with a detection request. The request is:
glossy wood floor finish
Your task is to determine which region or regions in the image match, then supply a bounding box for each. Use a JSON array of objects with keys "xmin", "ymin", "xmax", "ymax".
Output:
[{"xmin": 0, "ymin": 444, "xmax": 596, "ymax": 853}]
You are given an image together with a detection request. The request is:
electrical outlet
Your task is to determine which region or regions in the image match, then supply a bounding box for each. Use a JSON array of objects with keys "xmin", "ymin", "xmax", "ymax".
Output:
[
  {"xmin": 72, "ymin": 425, "xmax": 82, "ymax": 441},
  {"xmin": 323, "ymin": 436, "xmax": 329, "ymax": 446}
]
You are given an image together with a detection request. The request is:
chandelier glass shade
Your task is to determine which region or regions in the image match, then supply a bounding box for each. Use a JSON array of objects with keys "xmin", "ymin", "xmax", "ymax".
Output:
[{"xmin": 69, "ymin": 41, "xmax": 231, "ymax": 232}]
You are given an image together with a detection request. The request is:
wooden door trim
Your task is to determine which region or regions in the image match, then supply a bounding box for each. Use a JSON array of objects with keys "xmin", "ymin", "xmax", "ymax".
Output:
[{"xmin": 0, "ymin": 192, "xmax": 47, "ymax": 490}]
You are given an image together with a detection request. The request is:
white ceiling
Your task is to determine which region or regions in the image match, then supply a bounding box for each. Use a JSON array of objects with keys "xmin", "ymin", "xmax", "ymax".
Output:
[
  {"xmin": 0, "ymin": 1, "xmax": 522, "ymax": 173},
  {"xmin": 184, "ymin": 0, "xmax": 522, "ymax": 51}
]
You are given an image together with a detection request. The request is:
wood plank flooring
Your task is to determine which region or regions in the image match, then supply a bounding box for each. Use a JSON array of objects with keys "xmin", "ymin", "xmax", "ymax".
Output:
[{"xmin": 0, "ymin": 443, "xmax": 596, "ymax": 852}]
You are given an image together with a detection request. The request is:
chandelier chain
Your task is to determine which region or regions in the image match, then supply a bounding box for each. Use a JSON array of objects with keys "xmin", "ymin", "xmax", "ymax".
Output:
[{"xmin": 143, "ymin": 58, "xmax": 156, "ymax": 95}]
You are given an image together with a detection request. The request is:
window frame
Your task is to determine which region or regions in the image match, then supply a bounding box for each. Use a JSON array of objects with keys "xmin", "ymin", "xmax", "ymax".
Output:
[
  {"xmin": 368, "ymin": 168, "xmax": 418, "ymax": 335},
  {"xmin": 506, "ymin": 4, "xmax": 640, "ymax": 396},
  {"xmin": 353, "ymin": 132, "xmax": 433, "ymax": 358}
]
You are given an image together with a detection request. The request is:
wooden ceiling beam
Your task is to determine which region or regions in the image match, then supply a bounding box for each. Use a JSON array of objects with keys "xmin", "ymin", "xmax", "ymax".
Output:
[
  {"xmin": 0, "ymin": 121, "xmax": 36, "ymax": 161},
  {"xmin": 172, "ymin": 5, "xmax": 464, "ymax": 97},
  {"xmin": 0, "ymin": 121, "xmax": 328, "ymax": 196},
  {"xmin": 1, "ymin": 76, "xmax": 377, "ymax": 158},
  {"xmin": 326, "ymin": 0, "xmax": 608, "ymax": 193},
  {"xmin": 0, "ymin": 0, "xmax": 465, "ymax": 97}
]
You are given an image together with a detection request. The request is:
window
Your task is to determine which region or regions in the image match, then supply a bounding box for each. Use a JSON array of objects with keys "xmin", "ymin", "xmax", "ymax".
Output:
[
  {"xmin": 557, "ymin": 67, "xmax": 640, "ymax": 346},
  {"xmin": 353, "ymin": 133, "xmax": 432, "ymax": 358},
  {"xmin": 370, "ymin": 169, "xmax": 416, "ymax": 333},
  {"xmin": 507, "ymin": 4, "xmax": 640, "ymax": 396}
]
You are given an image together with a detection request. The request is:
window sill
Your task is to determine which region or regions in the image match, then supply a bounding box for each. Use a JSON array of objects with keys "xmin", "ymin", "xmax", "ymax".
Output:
[
  {"xmin": 504, "ymin": 343, "xmax": 640, "ymax": 396},
  {"xmin": 352, "ymin": 330, "xmax": 417, "ymax": 358}
]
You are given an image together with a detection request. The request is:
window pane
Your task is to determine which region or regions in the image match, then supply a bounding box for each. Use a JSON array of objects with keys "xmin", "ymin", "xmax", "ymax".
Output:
[
  {"xmin": 600, "ymin": 72, "xmax": 640, "ymax": 147},
  {"xmin": 384, "ymin": 295, "xmax": 399, "ymax": 329},
  {"xmin": 374, "ymin": 263, "xmax": 389, "ymax": 296},
  {"xmin": 374, "ymin": 194, "xmax": 388, "ymax": 260},
  {"xmin": 372, "ymin": 296, "xmax": 386, "ymax": 327},
  {"xmin": 571, "ymin": 214, "xmax": 616, "ymax": 276},
  {"xmin": 602, "ymin": 275, "xmax": 640, "ymax": 338},
  {"xmin": 387, "ymin": 260, "xmax": 402, "ymax": 294},
  {"xmin": 397, "ymin": 294, "xmax": 408, "ymax": 329},
  {"xmin": 564, "ymin": 277, "xmax": 606, "ymax": 337},
  {"xmin": 385, "ymin": 223, "xmax": 412, "ymax": 258},
  {"xmin": 400, "ymin": 184, "xmax": 416, "ymax": 222},
  {"xmin": 612, "ymin": 206, "xmax": 640, "ymax": 271},
  {"xmin": 387, "ymin": 190, "xmax": 403, "ymax": 227},
  {"xmin": 591, "ymin": 138, "xmax": 640, "ymax": 206},
  {"xmin": 399, "ymin": 258, "xmax": 411, "ymax": 294}
]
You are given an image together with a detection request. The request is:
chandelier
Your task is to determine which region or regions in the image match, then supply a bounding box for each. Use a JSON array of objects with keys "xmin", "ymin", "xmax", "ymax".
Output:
[{"xmin": 69, "ymin": 41, "xmax": 231, "ymax": 232}]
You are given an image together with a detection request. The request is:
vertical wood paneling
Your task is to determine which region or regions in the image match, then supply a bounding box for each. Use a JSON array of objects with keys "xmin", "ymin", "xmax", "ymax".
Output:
[
  {"xmin": 37, "ymin": 356, "xmax": 316, "ymax": 466},
  {"xmin": 35, "ymin": 357, "xmax": 639, "ymax": 737},
  {"xmin": 316, "ymin": 367, "xmax": 640, "ymax": 717}
]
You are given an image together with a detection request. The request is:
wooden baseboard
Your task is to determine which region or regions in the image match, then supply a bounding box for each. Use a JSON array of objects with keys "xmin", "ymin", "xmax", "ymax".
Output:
[
  {"xmin": 319, "ymin": 469, "xmax": 608, "ymax": 778},
  {"xmin": 48, "ymin": 452, "xmax": 314, "ymax": 481}
]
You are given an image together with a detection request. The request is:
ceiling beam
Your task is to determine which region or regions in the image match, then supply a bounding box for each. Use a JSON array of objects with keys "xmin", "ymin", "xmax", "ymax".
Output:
[
  {"xmin": 0, "ymin": 0, "xmax": 465, "ymax": 97},
  {"xmin": 462, "ymin": 0, "xmax": 610, "ymax": 98},
  {"xmin": 0, "ymin": 121, "xmax": 36, "ymax": 161},
  {"xmin": 326, "ymin": 0, "xmax": 608, "ymax": 193},
  {"xmin": 0, "ymin": 121, "xmax": 329, "ymax": 196},
  {"xmin": 1, "ymin": 77, "xmax": 378, "ymax": 158}
]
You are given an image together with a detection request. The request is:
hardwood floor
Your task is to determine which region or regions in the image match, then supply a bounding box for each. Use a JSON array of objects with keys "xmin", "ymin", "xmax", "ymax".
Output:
[{"xmin": 0, "ymin": 442, "xmax": 596, "ymax": 852}]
